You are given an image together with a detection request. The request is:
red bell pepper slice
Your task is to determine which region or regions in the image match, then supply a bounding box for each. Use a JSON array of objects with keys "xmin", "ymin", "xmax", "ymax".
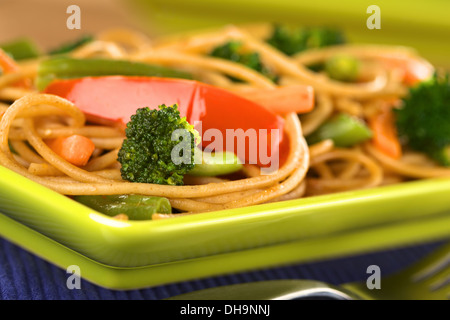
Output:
[{"xmin": 44, "ymin": 76, "xmax": 289, "ymax": 168}]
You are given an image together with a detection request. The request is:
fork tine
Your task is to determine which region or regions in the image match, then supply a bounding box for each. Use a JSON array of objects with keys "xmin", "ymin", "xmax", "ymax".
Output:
[
  {"xmin": 427, "ymin": 278, "xmax": 450, "ymax": 300},
  {"xmin": 410, "ymin": 242, "xmax": 450, "ymax": 282},
  {"xmin": 408, "ymin": 242, "xmax": 450, "ymax": 299},
  {"xmin": 412, "ymin": 251, "xmax": 450, "ymax": 283},
  {"xmin": 341, "ymin": 242, "xmax": 450, "ymax": 300},
  {"xmin": 429, "ymin": 275, "xmax": 449, "ymax": 292}
]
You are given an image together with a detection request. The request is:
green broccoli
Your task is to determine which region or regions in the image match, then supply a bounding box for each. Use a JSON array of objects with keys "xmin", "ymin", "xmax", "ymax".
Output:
[
  {"xmin": 395, "ymin": 74, "xmax": 450, "ymax": 166},
  {"xmin": 266, "ymin": 25, "xmax": 346, "ymax": 56},
  {"xmin": 117, "ymin": 104, "xmax": 199, "ymax": 185},
  {"xmin": 209, "ymin": 41, "xmax": 279, "ymax": 83}
]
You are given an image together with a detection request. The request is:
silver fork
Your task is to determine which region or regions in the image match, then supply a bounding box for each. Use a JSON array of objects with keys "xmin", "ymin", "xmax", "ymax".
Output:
[
  {"xmin": 342, "ymin": 241, "xmax": 450, "ymax": 300},
  {"xmin": 167, "ymin": 242, "xmax": 450, "ymax": 300}
]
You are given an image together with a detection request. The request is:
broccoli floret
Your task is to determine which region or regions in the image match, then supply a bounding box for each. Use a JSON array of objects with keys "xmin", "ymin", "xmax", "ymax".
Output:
[
  {"xmin": 117, "ymin": 104, "xmax": 199, "ymax": 185},
  {"xmin": 395, "ymin": 74, "xmax": 450, "ymax": 166},
  {"xmin": 266, "ymin": 25, "xmax": 346, "ymax": 56},
  {"xmin": 209, "ymin": 41, "xmax": 279, "ymax": 83}
]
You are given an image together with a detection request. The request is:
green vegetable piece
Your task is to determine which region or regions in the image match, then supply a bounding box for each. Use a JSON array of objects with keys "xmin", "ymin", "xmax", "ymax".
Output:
[
  {"xmin": 395, "ymin": 73, "xmax": 450, "ymax": 166},
  {"xmin": 189, "ymin": 150, "xmax": 243, "ymax": 176},
  {"xmin": 210, "ymin": 41, "xmax": 278, "ymax": 83},
  {"xmin": 324, "ymin": 55, "xmax": 360, "ymax": 82},
  {"xmin": 74, "ymin": 194, "xmax": 171, "ymax": 220},
  {"xmin": 48, "ymin": 34, "xmax": 94, "ymax": 55},
  {"xmin": 0, "ymin": 38, "xmax": 42, "ymax": 60},
  {"xmin": 432, "ymin": 146, "xmax": 450, "ymax": 167},
  {"xmin": 307, "ymin": 113, "xmax": 373, "ymax": 147},
  {"xmin": 36, "ymin": 56, "xmax": 193, "ymax": 90},
  {"xmin": 118, "ymin": 104, "xmax": 198, "ymax": 186},
  {"xmin": 266, "ymin": 25, "xmax": 346, "ymax": 56}
]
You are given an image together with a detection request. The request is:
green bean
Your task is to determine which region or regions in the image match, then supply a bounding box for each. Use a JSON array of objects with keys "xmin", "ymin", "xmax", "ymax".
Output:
[
  {"xmin": 307, "ymin": 113, "xmax": 372, "ymax": 147},
  {"xmin": 36, "ymin": 56, "xmax": 193, "ymax": 90},
  {"xmin": 432, "ymin": 146, "xmax": 450, "ymax": 167},
  {"xmin": 189, "ymin": 150, "xmax": 243, "ymax": 176},
  {"xmin": 0, "ymin": 38, "xmax": 42, "ymax": 60},
  {"xmin": 324, "ymin": 54, "xmax": 360, "ymax": 82},
  {"xmin": 73, "ymin": 194, "xmax": 172, "ymax": 220},
  {"xmin": 48, "ymin": 35, "xmax": 94, "ymax": 55}
]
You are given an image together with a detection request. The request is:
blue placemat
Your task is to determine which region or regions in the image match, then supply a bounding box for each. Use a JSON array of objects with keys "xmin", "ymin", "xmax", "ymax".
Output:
[{"xmin": 0, "ymin": 237, "xmax": 446, "ymax": 300}]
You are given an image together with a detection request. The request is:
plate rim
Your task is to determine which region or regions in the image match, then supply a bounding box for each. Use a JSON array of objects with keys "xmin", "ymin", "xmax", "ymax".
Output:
[{"xmin": 1, "ymin": 164, "xmax": 450, "ymax": 268}]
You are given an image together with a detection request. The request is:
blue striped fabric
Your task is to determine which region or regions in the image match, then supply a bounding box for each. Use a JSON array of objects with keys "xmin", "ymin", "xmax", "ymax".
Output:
[{"xmin": 0, "ymin": 237, "xmax": 445, "ymax": 300}]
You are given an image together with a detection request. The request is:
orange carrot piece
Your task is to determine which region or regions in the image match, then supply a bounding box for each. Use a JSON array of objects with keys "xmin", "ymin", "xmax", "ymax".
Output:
[
  {"xmin": 0, "ymin": 48, "xmax": 31, "ymax": 88},
  {"xmin": 238, "ymin": 85, "xmax": 315, "ymax": 115},
  {"xmin": 368, "ymin": 106, "xmax": 402, "ymax": 159},
  {"xmin": 0, "ymin": 49, "xmax": 20, "ymax": 73},
  {"xmin": 378, "ymin": 55, "xmax": 434, "ymax": 87},
  {"xmin": 46, "ymin": 134, "xmax": 96, "ymax": 166}
]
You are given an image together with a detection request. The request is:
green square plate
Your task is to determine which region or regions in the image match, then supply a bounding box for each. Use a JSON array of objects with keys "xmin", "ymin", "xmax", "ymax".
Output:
[
  {"xmin": 1, "ymin": 0, "xmax": 450, "ymax": 290},
  {"xmin": 1, "ymin": 165, "xmax": 450, "ymax": 290}
]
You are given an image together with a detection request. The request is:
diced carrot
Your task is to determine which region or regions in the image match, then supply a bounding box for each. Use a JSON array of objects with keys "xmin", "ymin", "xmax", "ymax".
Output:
[
  {"xmin": 46, "ymin": 134, "xmax": 96, "ymax": 166},
  {"xmin": 0, "ymin": 48, "xmax": 31, "ymax": 88},
  {"xmin": 0, "ymin": 49, "xmax": 20, "ymax": 73},
  {"xmin": 237, "ymin": 85, "xmax": 315, "ymax": 115},
  {"xmin": 368, "ymin": 106, "xmax": 402, "ymax": 159}
]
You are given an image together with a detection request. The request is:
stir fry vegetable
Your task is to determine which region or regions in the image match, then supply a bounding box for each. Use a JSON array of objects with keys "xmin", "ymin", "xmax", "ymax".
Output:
[
  {"xmin": 73, "ymin": 194, "xmax": 172, "ymax": 220},
  {"xmin": 36, "ymin": 56, "xmax": 192, "ymax": 90},
  {"xmin": 210, "ymin": 41, "xmax": 278, "ymax": 83},
  {"xmin": 0, "ymin": 38, "xmax": 42, "ymax": 61},
  {"xmin": 118, "ymin": 104, "xmax": 198, "ymax": 186},
  {"xmin": 266, "ymin": 25, "xmax": 346, "ymax": 56},
  {"xmin": 239, "ymin": 85, "xmax": 314, "ymax": 115},
  {"xmin": 44, "ymin": 76, "xmax": 287, "ymax": 167},
  {"xmin": 46, "ymin": 134, "xmax": 96, "ymax": 166},
  {"xmin": 368, "ymin": 107, "xmax": 402, "ymax": 159},
  {"xmin": 306, "ymin": 113, "xmax": 373, "ymax": 147},
  {"xmin": 324, "ymin": 55, "xmax": 360, "ymax": 82},
  {"xmin": 48, "ymin": 34, "xmax": 94, "ymax": 55},
  {"xmin": 0, "ymin": 48, "xmax": 31, "ymax": 87},
  {"xmin": 190, "ymin": 150, "xmax": 243, "ymax": 177},
  {"xmin": 395, "ymin": 74, "xmax": 450, "ymax": 166}
]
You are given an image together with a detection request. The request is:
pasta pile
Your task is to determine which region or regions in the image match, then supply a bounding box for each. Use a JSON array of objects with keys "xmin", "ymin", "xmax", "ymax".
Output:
[{"xmin": 1, "ymin": 24, "xmax": 449, "ymax": 219}]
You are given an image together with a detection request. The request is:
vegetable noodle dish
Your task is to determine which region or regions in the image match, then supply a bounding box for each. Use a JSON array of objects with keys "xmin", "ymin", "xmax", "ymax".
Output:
[{"xmin": 0, "ymin": 24, "xmax": 449, "ymax": 220}]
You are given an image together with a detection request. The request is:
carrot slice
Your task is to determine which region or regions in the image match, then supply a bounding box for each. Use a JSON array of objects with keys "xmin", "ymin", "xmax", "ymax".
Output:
[
  {"xmin": 0, "ymin": 49, "xmax": 20, "ymax": 73},
  {"xmin": 46, "ymin": 134, "xmax": 96, "ymax": 166},
  {"xmin": 237, "ymin": 85, "xmax": 315, "ymax": 115},
  {"xmin": 368, "ymin": 106, "xmax": 402, "ymax": 159},
  {"xmin": 0, "ymin": 48, "xmax": 31, "ymax": 88}
]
